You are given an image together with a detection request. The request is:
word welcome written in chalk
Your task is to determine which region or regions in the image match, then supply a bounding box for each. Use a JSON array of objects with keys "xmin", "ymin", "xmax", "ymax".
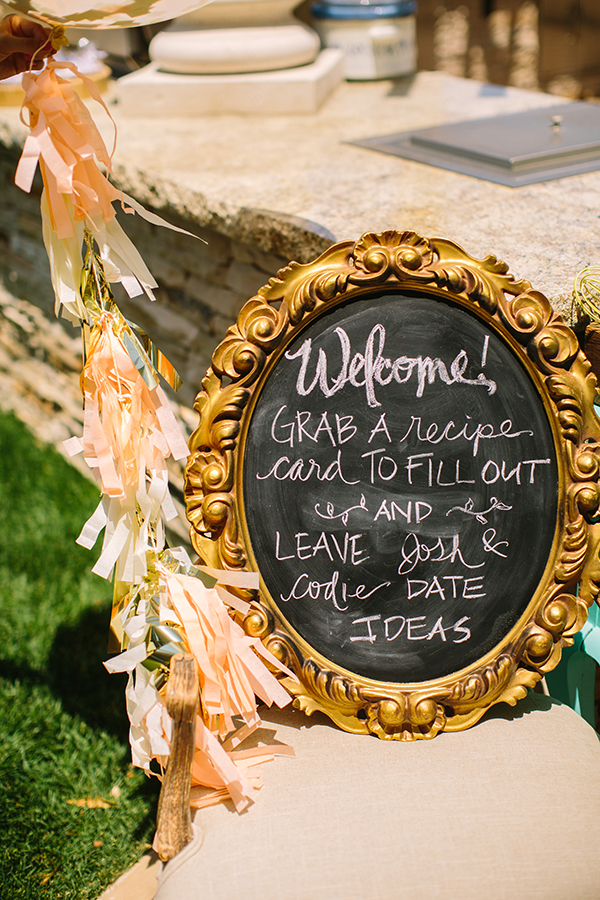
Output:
[{"xmin": 285, "ymin": 324, "xmax": 497, "ymax": 406}]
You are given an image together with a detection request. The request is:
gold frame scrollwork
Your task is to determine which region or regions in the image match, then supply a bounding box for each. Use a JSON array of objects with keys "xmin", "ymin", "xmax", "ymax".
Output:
[{"xmin": 184, "ymin": 231, "xmax": 600, "ymax": 740}]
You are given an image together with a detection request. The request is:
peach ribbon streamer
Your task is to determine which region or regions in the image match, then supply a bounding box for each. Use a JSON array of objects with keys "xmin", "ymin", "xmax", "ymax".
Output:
[
  {"xmin": 64, "ymin": 313, "xmax": 189, "ymax": 583},
  {"xmin": 15, "ymin": 61, "xmax": 204, "ymax": 318},
  {"xmin": 189, "ymin": 717, "xmax": 294, "ymax": 813},
  {"xmin": 17, "ymin": 61, "xmax": 118, "ymax": 238},
  {"xmin": 158, "ymin": 565, "xmax": 295, "ymax": 811},
  {"xmin": 157, "ymin": 564, "xmax": 293, "ymax": 735},
  {"xmin": 105, "ymin": 557, "xmax": 295, "ymax": 812}
]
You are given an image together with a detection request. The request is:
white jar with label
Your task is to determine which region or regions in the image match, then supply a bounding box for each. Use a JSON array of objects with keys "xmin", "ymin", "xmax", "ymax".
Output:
[{"xmin": 312, "ymin": 0, "xmax": 417, "ymax": 81}]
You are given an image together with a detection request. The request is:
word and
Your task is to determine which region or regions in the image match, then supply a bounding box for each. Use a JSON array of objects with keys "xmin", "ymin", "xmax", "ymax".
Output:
[{"xmin": 373, "ymin": 498, "xmax": 432, "ymax": 523}]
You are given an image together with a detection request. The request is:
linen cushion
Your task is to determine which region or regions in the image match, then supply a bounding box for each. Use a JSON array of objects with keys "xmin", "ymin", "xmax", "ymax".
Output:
[{"xmin": 155, "ymin": 693, "xmax": 600, "ymax": 900}]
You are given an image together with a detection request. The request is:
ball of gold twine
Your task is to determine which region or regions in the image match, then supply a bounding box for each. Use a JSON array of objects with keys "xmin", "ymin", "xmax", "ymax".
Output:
[{"xmin": 574, "ymin": 266, "xmax": 600, "ymax": 323}]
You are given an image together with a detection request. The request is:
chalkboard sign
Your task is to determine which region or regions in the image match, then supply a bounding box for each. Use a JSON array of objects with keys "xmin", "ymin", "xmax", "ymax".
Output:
[
  {"xmin": 186, "ymin": 231, "xmax": 600, "ymax": 740},
  {"xmin": 242, "ymin": 291, "xmax": 557, "ymax": 684}
]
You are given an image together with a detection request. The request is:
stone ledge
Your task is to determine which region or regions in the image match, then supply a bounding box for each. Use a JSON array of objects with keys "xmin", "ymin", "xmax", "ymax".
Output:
[{"xmin": 2, "ymin": 70, "xmax": 590, "ymax": 301}]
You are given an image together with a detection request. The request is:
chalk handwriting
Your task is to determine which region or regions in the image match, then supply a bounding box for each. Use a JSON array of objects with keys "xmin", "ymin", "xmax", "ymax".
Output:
[
  {"xmin": 399, "ymin": 416, "xmax": 533, "ymax": 458},
  {"xmin": 256, "ymin": 450, "xmax": 359, "ymax": 485},
  {"xmin": 275, "ymin": 530, "xmax": 369, "ymax": 566},
  {"xmin": 280, "ymin": 571, "xmax": 390, "ymax": 612},
  {"xmin": 482, "ymin": 528, "xmax": 509, "ymax": 558},
  {"xmin": 398, "ymin": 532, "xmax": 485, "ymax": 575},
  {"xmin": 481, "ymin": 458, "xmax": 550, "ymax": 484},
  {"xmin": 350, "ymin": 614, "xmax": 471, "ymax": 644},
  {"xmin": 270, "ymin": 405, "xmax": 357, "ymax": 448},
  {"xmin": 401, "ymin": 453, "xmax": 550, "ymax": 487},
  {"xmin": 481, "ymin": 335, "xmax": 489, "ymax": 367},
  {"xmin": 285, "ymin": 324, "xmax": 496, "ymax": 408},
  {"xmin": 407, "ymin": 575, "xmax": 485, "ymax": 601},
  {"xmin": 373, "ymin": 498, "xmax": 432, "ymax": 524}
]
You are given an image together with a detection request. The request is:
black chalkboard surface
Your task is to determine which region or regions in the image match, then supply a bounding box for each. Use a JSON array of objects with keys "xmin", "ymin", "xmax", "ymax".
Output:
[{"xmin": 243, "ymin": 291, "xmax": 558, "ymax": 683}]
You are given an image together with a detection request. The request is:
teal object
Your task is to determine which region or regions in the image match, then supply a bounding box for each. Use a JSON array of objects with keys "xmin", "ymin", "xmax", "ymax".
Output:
[
  {"xmin": 546, "ymin": 600, "xmax": 600, "ymax": 730},
  {"xmin": 545, "ymin": 402, "xmax": 600, "ymax": 730}
]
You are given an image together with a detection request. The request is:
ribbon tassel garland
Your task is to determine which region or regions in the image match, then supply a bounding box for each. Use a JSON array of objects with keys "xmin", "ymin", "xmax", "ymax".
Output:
[{"xmin": 15, "ymin": 41, "xmax": 294, "ymax": 814}]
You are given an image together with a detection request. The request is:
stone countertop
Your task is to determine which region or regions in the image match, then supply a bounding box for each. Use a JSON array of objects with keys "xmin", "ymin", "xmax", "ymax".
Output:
[{"xmin": 1, "ymin": 70, "xmax": 598, "ymax": 312}]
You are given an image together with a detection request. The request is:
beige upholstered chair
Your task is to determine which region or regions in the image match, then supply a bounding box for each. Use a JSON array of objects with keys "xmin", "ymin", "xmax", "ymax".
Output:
[{"xmin": 154, "ymin": 692, "xmax": 600, "ymax": 900}]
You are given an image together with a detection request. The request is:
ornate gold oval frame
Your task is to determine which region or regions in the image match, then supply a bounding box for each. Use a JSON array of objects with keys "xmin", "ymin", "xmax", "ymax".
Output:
[{"xmin": 184, "ymin": 231, "xmax": 600, "ymax": 740}]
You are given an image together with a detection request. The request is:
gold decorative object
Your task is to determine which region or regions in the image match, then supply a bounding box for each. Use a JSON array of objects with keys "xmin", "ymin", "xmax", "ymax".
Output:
[
  {"xmin": 574, "ymin": 266, "xmax": 600, "ymax": 323},
  {"xmin": 185, "ymin": 231, "xmax": 600, "ymax": 740}
]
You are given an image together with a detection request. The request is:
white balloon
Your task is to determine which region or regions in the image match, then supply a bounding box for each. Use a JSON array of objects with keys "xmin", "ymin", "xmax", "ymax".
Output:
[{"xmin": 1, "ymin": 0, "xmax": 210, "ymax": 29}]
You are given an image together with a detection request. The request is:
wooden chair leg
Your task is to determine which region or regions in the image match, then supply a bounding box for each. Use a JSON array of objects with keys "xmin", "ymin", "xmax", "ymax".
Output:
[{"xmin": 155, "ymin": 652, "xmax": 198, "ymax": 862}]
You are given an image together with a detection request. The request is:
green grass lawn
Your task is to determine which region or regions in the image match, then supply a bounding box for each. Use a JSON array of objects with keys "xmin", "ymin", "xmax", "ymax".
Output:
[{"xmin": 0, "ymin": 411, "xmax": 159, "ymax": 899}]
